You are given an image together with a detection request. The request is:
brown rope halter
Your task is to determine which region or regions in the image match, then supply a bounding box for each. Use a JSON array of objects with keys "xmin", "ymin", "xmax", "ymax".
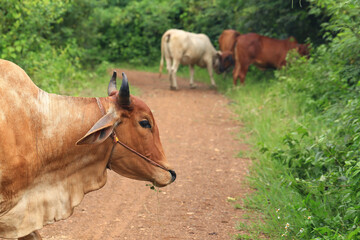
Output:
[{"xmin": 95, "ymin": 97, "xmax": 169, "ymax": 171}]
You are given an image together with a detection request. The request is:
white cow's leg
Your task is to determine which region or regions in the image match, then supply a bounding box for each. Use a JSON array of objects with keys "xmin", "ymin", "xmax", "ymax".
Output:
[
  {"xmin": 18, "ymin": 231, "xmax": 42, "ymax": 240},
  {"xmin": 165, "ymin": 57, "xmax": 172, "ymax": 85},
  {"xmin": 170, "ymin": 60, "xmax": 180, "ymax": 90},
  {"xmin": 189, "ymin": 65, "xmax": 197, "ymax": 89},
  {"xmin": 207, "ymin": 64, "xmax": 217, "ymax": 88}
]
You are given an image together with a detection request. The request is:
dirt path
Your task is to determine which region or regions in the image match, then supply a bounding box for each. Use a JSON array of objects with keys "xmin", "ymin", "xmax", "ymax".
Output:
[{"xmin": 39, "ymin": 70, "xmax": 252, "ymax": 240}]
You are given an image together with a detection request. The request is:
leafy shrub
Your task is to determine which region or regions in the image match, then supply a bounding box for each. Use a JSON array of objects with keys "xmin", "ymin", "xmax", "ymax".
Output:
[
  {"xmin": 0, "ymin": 0, "xmax": 68, "ymax": 62},
  {"xmin": 0, "ymin": 0, "xmax": 95, "ymax": 94},
  {"xmin": 240, "ymin": 0, "xmax": 360, "ymax": 239}
]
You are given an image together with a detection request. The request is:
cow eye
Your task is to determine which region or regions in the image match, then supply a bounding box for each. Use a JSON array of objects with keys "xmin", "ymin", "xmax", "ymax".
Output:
[{"xmin": 139, "ymin": 120, "xmax": 151, "ymax": 129}]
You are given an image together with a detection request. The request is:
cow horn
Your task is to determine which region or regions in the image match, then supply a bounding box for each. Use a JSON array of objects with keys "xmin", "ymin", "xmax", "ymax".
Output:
[
  {"xmin": 118, "ymin": 72, "xmax": 130, "ymax": 106},
  {"xmin": 107, "ymin": 71, "xmax": 117, "ymax": 96}
]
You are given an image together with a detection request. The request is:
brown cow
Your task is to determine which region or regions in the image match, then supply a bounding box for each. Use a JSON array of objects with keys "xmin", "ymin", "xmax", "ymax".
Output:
[
  {"xmin": 0, "ymin": 59, "xmax": 176, "ymax": 240},
  {"xmin": 225, "ymin": 33, "xmax": 309, "ymax": 85},
  {"xmin": 218, "ymin": 29, "xmax": 241, "ymax": 73}
]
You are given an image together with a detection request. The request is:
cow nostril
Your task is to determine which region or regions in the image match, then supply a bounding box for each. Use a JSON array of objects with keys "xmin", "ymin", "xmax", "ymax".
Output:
[{"xmin": 169, "ymin": 170, "xmax": 176, "ymax": 182}]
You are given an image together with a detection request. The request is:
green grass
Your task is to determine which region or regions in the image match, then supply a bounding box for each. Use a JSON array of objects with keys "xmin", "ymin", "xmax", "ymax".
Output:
[
  {"xmin": 221, "ymin": 73, "xmax": 303, "ymax": 239},
  {"xmin": 222, "ymin": 58, "xmax": 360, "ymax": 239}
]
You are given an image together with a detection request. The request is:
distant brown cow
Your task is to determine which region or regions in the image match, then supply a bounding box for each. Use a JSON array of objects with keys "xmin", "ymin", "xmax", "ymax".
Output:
[
  {"xmin": 224, "ymin": 33, "xmax": 309, "ymax": 85},
  {"xmin": 218, "ymin": 29, "xmax": 240, "ymax": 72}
]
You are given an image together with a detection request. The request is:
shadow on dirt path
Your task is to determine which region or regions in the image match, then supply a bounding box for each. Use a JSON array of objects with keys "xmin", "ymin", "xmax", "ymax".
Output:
[{"xmin": 39, "ymin": 70, "xmax": 252, "ymax": 240}]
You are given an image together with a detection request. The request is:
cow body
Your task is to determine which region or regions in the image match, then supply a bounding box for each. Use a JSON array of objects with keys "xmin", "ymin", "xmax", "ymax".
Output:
[
  {"xmin": 159, "ymin": 29, "xmax": 220, "ymax": 90},
  {"xmin": 218, "ymin": 29, "xmax": 240, "ymax": 72},
  {"xmin": 228, "ymin": 33, "xmax": 309, "ymax": 85},
  {"xmin": 0, "ymin": 59, "xmax": 175, "ymax": 239}
]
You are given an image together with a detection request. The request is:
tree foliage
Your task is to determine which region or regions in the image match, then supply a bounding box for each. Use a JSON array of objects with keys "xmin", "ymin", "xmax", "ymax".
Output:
[{"xmin": 0, "ymin": 0, "xmax": 329, "ymax": 65}]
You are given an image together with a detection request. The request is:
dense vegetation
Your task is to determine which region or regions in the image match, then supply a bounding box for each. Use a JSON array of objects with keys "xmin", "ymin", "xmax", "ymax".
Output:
[
  {"xmin": 1, "ymin": 0, "xmax": 359, "ymax": 239},
  {"xmin": 228, "ymin": 1, "xmax": 360, "ymax": 239},
  {"xmin": 0, "ymin": 0, "xmax": 325, "ymax": 69}
]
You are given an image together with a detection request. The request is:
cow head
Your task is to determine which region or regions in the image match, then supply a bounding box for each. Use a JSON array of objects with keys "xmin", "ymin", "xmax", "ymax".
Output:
[
  {"xmin": 297, "ymin": 43, "xmax": 310, "ymax": 58},
  {"xmin": 76, "ymin": 72, "xmax": 175, "ymax": 187},
  {"xmin": 213, "ymin": 51, "xmax": 222, "ymax": 74},
  {"xmin": 218, "ymin": 51, "xmax": 234, "ymax": 73}
]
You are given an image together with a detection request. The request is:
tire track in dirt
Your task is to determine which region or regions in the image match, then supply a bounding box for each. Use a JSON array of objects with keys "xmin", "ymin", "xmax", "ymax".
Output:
[{"xmin": 39, "ymin": 70, "xmax": 252, "ymax": 240}]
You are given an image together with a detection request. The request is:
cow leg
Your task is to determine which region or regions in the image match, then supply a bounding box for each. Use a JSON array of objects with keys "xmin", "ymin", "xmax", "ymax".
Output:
[
  {"xmin": 239, "ymin": 64, "xmax": 249, "ymax": 85},
  {"xmin": 233, "ymin": 58, "xmax": 249, "ymax": 85},
  {"xmin": 189, "ymin": 65, "xmax": 197, "ymax": 89},
  {"xmin": 165, "ymin": 57, "xmax": 173, "ymax": 86},
  {"xmin": 18, "ymin": 231, "xmax": 42, "ymax": 240},
  {"xmin": 170, "ymin": 60, "xmax": 180, "ymax": 90},
  {"xmin": 206, "ymin": 64, "xmax": 217, "ymax": 88},
  {"xmin": 232, "ymin": 62, "xmax": 241, "ymax": 86}
]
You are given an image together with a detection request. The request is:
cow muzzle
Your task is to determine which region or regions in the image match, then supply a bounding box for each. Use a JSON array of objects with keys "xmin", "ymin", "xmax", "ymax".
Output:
[
  {"xmin": 169, "ymin": 169, "xmax": 176, "ymax": 183},
  {"xmin": 152, "ymin": 169, "xmax": 176, "ymax": 187}
]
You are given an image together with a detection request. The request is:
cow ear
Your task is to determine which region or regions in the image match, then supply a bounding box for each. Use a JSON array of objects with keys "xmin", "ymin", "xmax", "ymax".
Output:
[{"xmin": 76, "ymin": 113, "xmax": 118, "ymax": 145}]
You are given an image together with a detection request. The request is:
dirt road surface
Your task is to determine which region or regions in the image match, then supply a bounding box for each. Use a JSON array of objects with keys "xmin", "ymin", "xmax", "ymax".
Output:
[{"xmin": 39, "ymin": 70, "xmax": 252, "ymax": 240}]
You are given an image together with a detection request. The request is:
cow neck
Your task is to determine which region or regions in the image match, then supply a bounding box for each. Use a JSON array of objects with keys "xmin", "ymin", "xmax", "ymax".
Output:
[{"xmin": 95, "ymin": 97, "xmax": 169, "ymax": 171}]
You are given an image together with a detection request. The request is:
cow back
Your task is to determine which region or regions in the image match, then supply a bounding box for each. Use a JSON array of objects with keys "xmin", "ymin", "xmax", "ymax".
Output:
[
  {"xmin": 218, "ymin": 29, "xmax": 240, "ymax": 53},
  {"xmin": 235, "ymin": 33, "xmax": 299, "ymax": 69},
  {"xmin": 162, "ymin": 29, "xmax": 217, "ymax": 67}
]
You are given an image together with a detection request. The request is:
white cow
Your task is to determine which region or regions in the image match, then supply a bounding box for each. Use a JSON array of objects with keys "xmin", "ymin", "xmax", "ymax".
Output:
[{"xmin": 159, "ymin": 29, "xmax": 221, "ymax": 90}]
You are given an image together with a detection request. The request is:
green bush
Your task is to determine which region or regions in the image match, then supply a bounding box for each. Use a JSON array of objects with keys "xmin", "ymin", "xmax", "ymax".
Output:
[
  {"xmin": 236, "ymin": 0, "xmax": 360, "ymax": 239},
  {"xmin": 0, "ymin": 0, "xmax": 68, "ymax": 62},
  {"xmin": 1, "ymin": 0, "xmax": 330, "ymax": 67},
  {"xmin": 0, "ymin": 0, "xmax": 97, "ymax": 94}
]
